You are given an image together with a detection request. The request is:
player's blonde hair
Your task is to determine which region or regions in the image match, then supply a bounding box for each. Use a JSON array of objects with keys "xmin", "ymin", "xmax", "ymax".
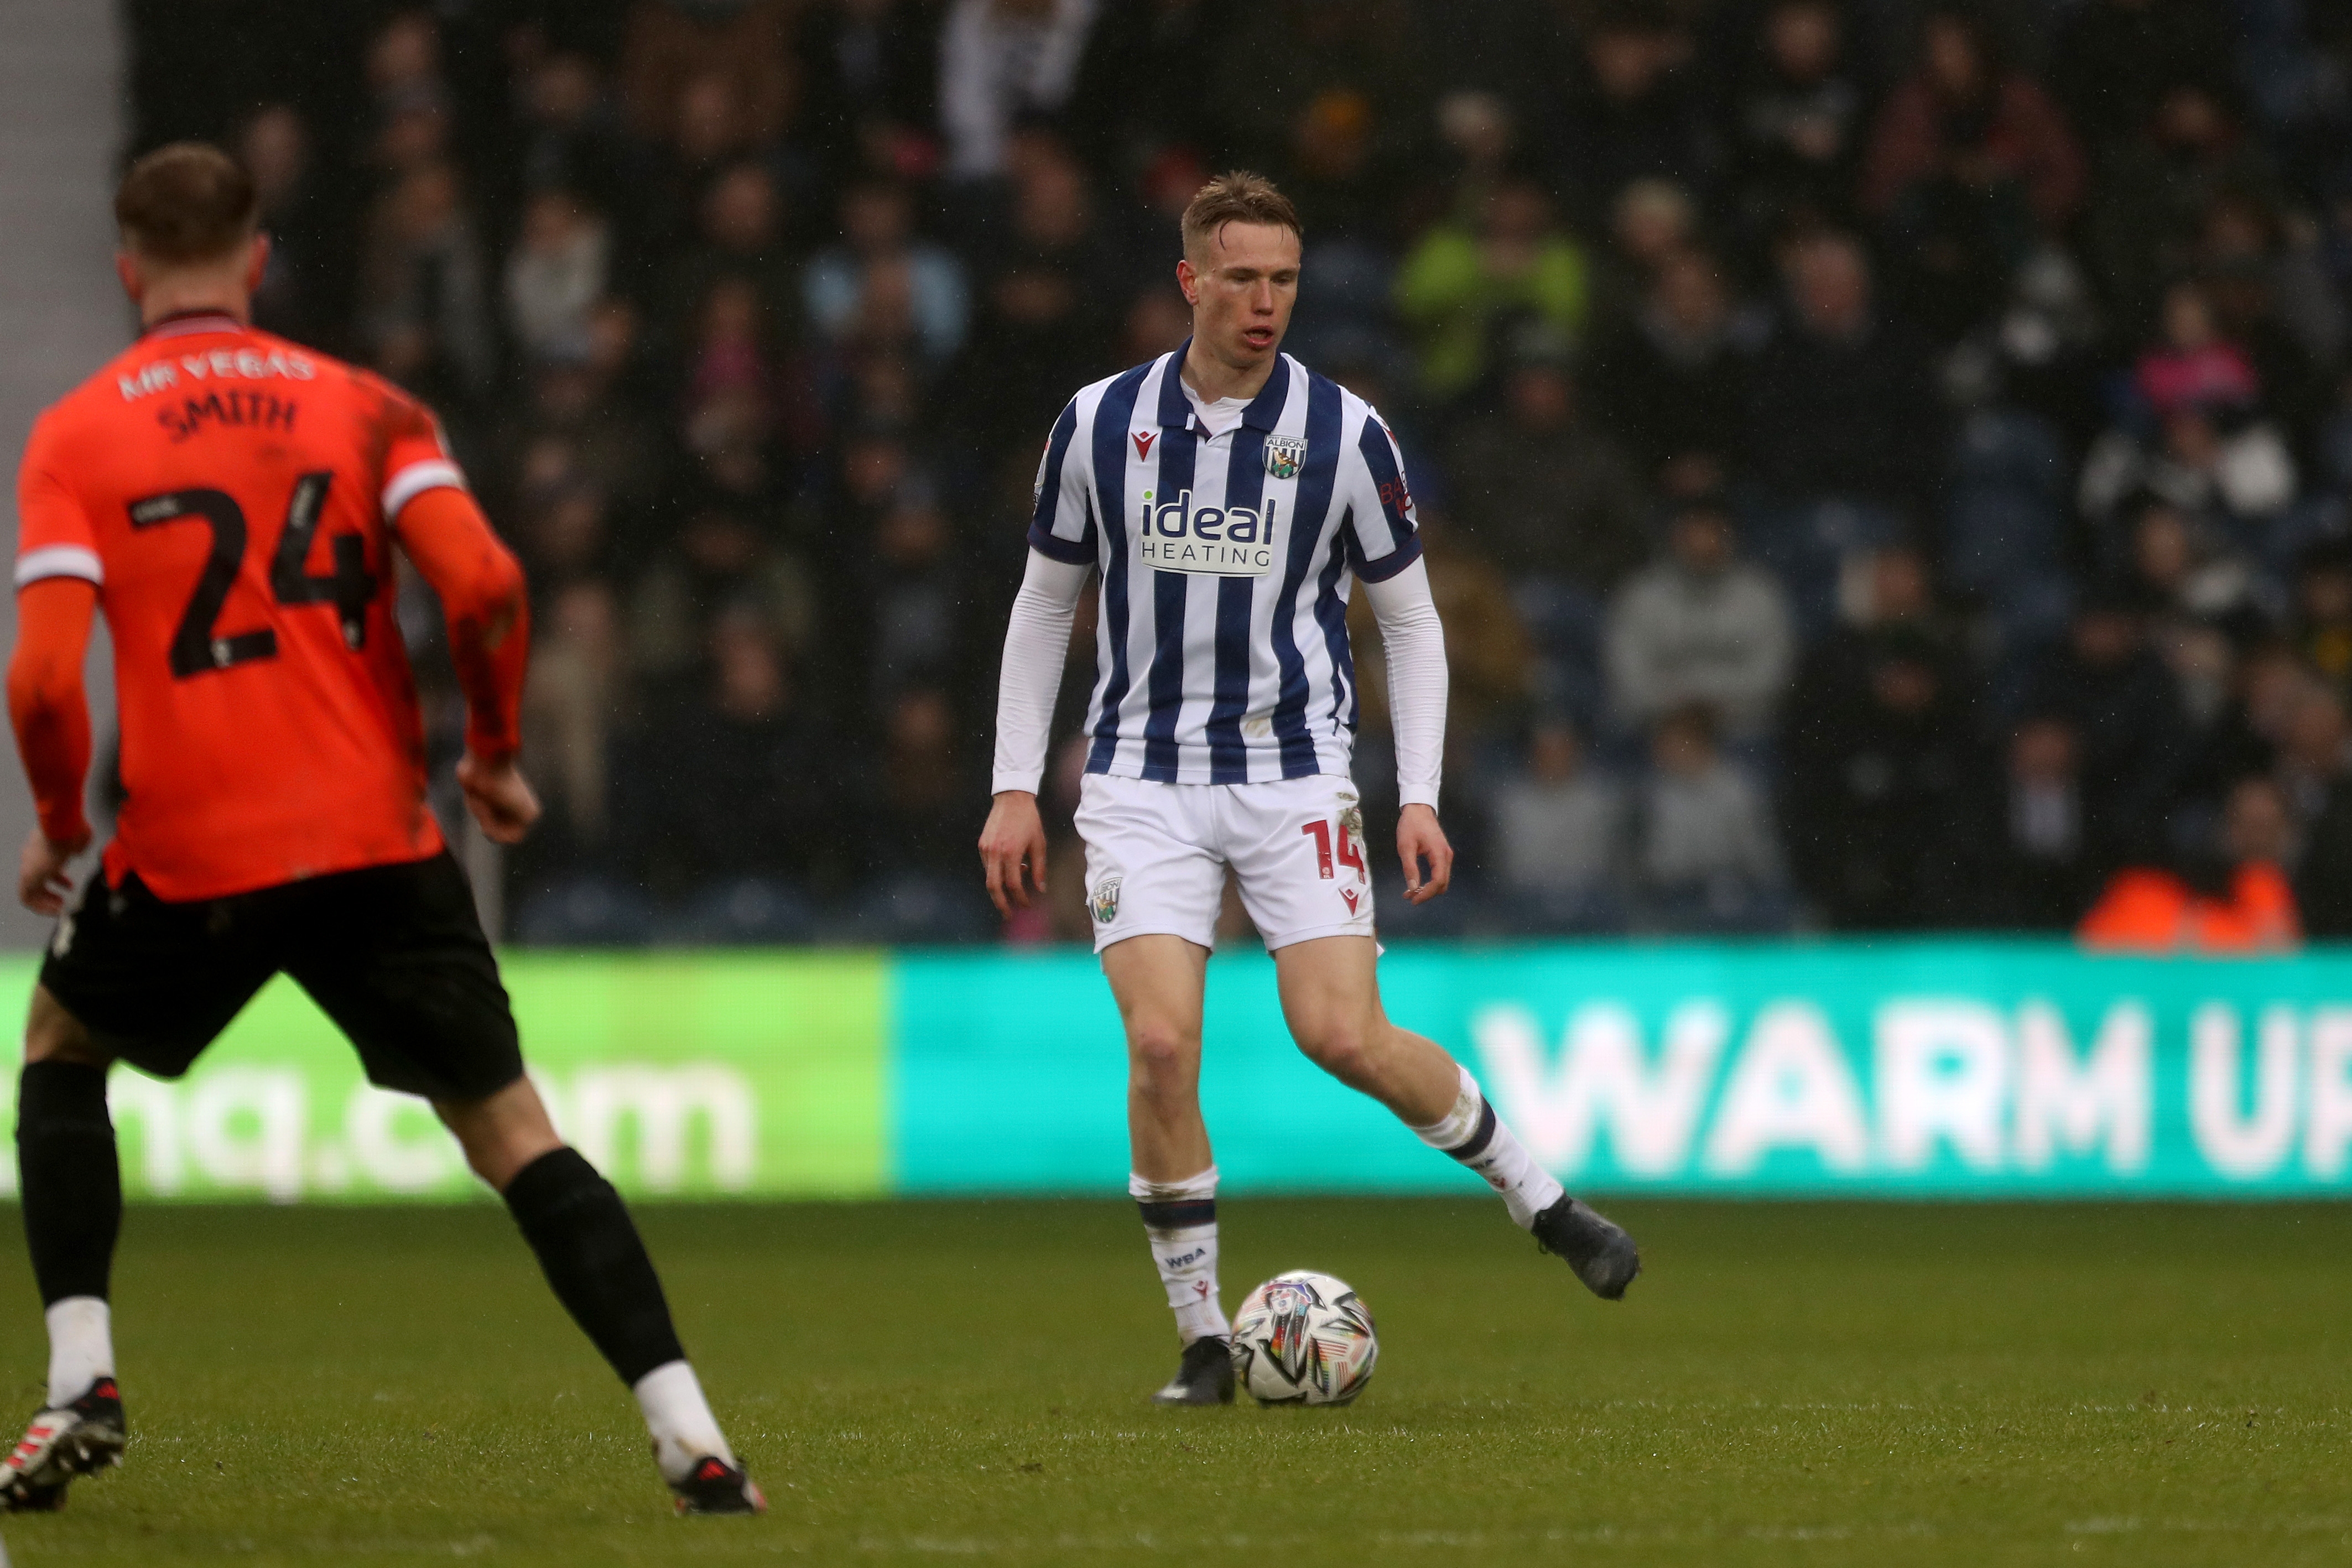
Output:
[
  {"xmin": 115, "ymin": 142, "xmax": 258, "ymax": 264},
  {"xmin": 1180, "ymin": 172, "xmax": 1302, "ymax": 263}
]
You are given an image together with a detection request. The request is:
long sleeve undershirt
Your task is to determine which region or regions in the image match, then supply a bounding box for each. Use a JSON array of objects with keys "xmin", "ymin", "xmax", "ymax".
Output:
[{"xmin": 990, "ymin": 550, "xmax": 1448, "ymax": 810}]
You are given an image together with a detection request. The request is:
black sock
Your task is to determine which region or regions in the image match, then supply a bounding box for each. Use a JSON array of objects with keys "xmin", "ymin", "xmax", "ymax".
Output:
[
  {"xmin": 17, "ymin": 1061, "xmax": 122, "ymax": 1306},
  {"xmin": 501, "ymin": 1147, "xmax": 684, "ymax": 1386}
]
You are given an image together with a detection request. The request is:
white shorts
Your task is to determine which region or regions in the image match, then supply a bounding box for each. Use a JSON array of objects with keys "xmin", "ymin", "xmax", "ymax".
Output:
[{"xmin": 1075, "ymin": 772, "xmax": 1377, "ymax": 954}]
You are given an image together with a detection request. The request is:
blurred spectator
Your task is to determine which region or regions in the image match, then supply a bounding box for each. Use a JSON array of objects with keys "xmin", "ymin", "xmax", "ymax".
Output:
[
  {"xmin": 1745, "ymin": 231, "xmax": 1939, "ymax": 510},
  {"xmin": 2078, "ymin": 775, "xmax": 2301, "ymax": 950},
  {"xmin": 1635, "ymin": 704, "xmax": 1787, "ymax": 930},
  {"xmin": 1986, "ymin": 715, "xmax": 2098, "ymax": 928},
  {"xmin": 622, "ymin": 608, "xmax": 836, "ymax": 899},
  {"xmin": 849, "ymin": 687, "xmax": 991, "ymax": 939},
  {"xmin": 955, "ymin": 143, "xmax": 1124, "ymax": 446},
  {"xmin": 620, "ymin": 1, "xmax": 798, "ymax": 155},
  {"xmin": 2275, "ymin": 684, "xmax": 2350, "ymax": 827},
  {"xmin": 804, "ymin": 181, "xmax": 970, "ymax": 367},
  {"xmin": 2048, "ymin": 0, "xmax": 2241, "ymax": 160},
  {"xmin": 1781, "ymin": 626, "xmax": 1989, "ymax": 928},
  {"xmin": 240, "ymin": 104, "xmax": 348, "ymax": 350},
  {"xmin": 2022, "ymin": 590, "xmax": 2193, "ymax": 872},
  {"xmin": 1863, "ymin": 7, "xmax": 2084, "ymax": 228},
  {"xmin": 2294, "ymin": 538, "xmax": 2352, "ymax": 695},
  {"xmin": 2078, "ymin": 289, "xmax": 2300, "ymax": 533},
  {"xmin": 2082, "ymin": 83, "xmax": 2282, "ymax": 341},
  {"xmin": 797, "ymin": 0, "xmax": 941, "ymax": 180},
  {"xmin": 504, "ymin": 190, "xmax": 611, "ymax": 367},
  {"xmin": 519, "ymin": 579, "xmax": 629, "ymax": 877},
  {"xmin": 2116, "ymin": 493, "xmax": 2262, "ymax": 629},
  {"xmin": 2198, "ymin": 187, "xmax": 2345, "ymax": 383},
  {"xmin": 1394, "ymin": 176, "xmax": 1589, "ymax": 403},
  {"xmin": 1444, "ymin": 355, "xmax": 1649, "ymax": 591},
  {"xmin": 1349, "ymin": 513, "xmax": 1531, "ymax": 753},
  {"xmin": 1727, "ymin": 0, "xmax": 1867, "ymax": 246},
  {"xmin": 2299, "ymin": 723, "xmax": 2352, "ymax": 935},
  {"xmin": 357, "ymin": 160, "xmax": 496, "ymax": 410},
  {"xmin": 1066, "ymin": 0, "xmax": 1229, "ymax": 182},
  {"xmin": 1491, "ymin": 723, "xmax": 1627, "ymax": 929},
  {"xmin": 863, "ymin": 478, "xmax": 966, "ymax": 699},
  {"xmin": 658, "ymin": 160, "xmax": 803, "ymax": 367},
  {"xmin": 938, "ymin": 0, "xmax": 1100, "ymax": 180},
  {"xmin": 509, "ymin": 51, "xmax": 651, "ymax": 272},
  {"xmin": 1590, "ymin": 246, "xmax": 1766, "ymax": 467},
  {"xmin": 1552, "ymin": 2, "xmax": 1719, "ymax": 230},
  {"xmin": 1584, "ymin": 179, "xmax": 1700, "ymax": 340},
  {"xmin": 1605, "ymin": 492, "xmax": 1795, "ymax": 737}
]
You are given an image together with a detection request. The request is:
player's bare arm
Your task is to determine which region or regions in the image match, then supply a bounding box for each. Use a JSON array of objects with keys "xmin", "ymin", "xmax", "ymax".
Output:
[{"xmin": 979, "ymin": 790, "xmax": 1049, "ymax": 916}]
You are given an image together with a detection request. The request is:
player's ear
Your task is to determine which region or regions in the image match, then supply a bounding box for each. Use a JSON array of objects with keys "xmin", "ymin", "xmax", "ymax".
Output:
[
  {"xmin": 113, "ymin": 249, "xmax": 143, "ymax": 305},
  {"xmin": 1175, "ymin": 258, "xmax": 1199, "ymax": 307},
  {"xmin": 242, "ymin": 232, "xmax": 272, "ymax": 295}
]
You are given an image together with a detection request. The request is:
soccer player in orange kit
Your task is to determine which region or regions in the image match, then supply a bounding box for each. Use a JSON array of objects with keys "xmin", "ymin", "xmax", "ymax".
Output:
[{"xmin": 0, "ymin": 143, "xmax": 761, "ymax": 1515}]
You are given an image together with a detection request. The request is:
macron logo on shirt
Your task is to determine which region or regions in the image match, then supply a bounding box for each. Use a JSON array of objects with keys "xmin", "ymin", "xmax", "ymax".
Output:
[{"xmin": 1132, "ymin": 430, "xmax": 1156, "ymax": 460}]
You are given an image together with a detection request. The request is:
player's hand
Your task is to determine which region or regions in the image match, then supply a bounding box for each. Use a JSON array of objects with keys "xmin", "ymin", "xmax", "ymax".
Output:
[
  {"xmin": 457, "ymin": 753, "xmax": 541, "ymax": 845},
  {"xmin": 979, "ymin": 790, "xmax": 1049, "ymax": 918},
  {"xmin": 19, "ymin": 825, "xmax": 89, "ymax": 916},
  {"xmin": 1397, "ymin": 803, "xmax": 1452, "ymax": 905}
]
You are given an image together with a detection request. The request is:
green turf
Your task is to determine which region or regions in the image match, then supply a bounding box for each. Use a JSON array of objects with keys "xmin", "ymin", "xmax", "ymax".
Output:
[{"xmin": 0, "ymin": 1199, "xmax": 2344, "ymax": 1566}]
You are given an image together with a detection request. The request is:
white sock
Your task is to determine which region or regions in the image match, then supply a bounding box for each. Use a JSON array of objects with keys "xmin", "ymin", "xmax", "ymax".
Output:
[
  {"xmin": 1131, "ymin": 1166, "xmax": 1230, "ymax": 1344},
  {"xmin": 1412, "ymin": 1066, "xmax": 1564, "ymax": 1230},
  {"xmin": 633, "ymin": 1359, "xmax": 733, "ymax": 1482},
  {"xmin": 45, "ymin": 1296, "xmax": 113, "ymax": 1408}
]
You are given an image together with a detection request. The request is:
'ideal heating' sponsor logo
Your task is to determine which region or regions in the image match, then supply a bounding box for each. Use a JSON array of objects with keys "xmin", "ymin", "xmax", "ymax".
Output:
[{"xmin": 1138, "ymin": 488, "xmax": 1278, "ymax": 577}]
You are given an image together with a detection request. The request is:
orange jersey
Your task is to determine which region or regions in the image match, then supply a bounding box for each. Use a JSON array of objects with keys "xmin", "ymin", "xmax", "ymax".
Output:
[{"xmin": 15, "ymin": 311, "xmax": 481, "ymax": 901}]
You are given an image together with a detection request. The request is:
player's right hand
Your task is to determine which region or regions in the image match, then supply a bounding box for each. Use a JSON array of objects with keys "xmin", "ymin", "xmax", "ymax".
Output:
[
  {"xmin": 456, "ymin": 753, "xmax": 541, "ymax": 845},
  {"xmin": 18, "ymin": 826, "xmax": 89, "ymax": 916},
  {"xmin": 978, "ymin": 791, "xmax": 1049, "ymax": 917}
]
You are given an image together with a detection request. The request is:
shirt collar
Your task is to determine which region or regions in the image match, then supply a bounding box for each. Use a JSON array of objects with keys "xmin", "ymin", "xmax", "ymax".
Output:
[
  {"xmin": 141, "ymin": 309, "xmax": 247, "ymax": 341},
  {"xmin": 1157, "ymin": 340, "xmax": 1292, "ymax": 433}
]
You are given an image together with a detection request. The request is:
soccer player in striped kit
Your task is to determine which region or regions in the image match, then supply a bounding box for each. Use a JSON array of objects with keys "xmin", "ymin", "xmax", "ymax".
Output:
[{"xmin": 979, "ymin": 173, "xmax": 1641, "ymax": 1404}]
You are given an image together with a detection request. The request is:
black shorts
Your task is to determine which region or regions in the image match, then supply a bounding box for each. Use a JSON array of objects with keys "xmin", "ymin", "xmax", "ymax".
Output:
[{"xmin": 39, "ymin": 850, "xmax": 523, "ymax": 1102}]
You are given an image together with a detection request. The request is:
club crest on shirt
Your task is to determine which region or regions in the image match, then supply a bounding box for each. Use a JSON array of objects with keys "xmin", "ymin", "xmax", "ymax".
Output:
[
  {"xmin": 1090, "ymin": 874, "xmax": 1123, "ymax": 925},
  {"xmin": 1264, "ymin": 434, "xmax": 1308, "ymax": 480}
]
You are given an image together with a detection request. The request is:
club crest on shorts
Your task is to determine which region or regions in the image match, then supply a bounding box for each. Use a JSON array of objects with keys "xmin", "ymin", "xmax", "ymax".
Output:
[
  {"xmin": 1264, "ymin": 435, "xmax": 1308, "ymax": 480},
  {"xmin": 1089, "ymin": 874, "xmax": 1123, "ymax": 925}
]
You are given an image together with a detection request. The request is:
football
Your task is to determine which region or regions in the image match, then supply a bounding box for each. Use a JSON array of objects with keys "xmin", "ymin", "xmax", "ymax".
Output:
[{"xmin": 1229, "ymin": 1270, "xmax": 1378, "ymax": 1406}]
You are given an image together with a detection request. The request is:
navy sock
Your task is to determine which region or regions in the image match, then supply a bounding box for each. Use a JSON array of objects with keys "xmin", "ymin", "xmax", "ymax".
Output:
[
  {"xmin": 501, "ymin": 1147, "xmax": 685, "ymax": 1385},
  {"xmin": 17, "ymin": 1061, "xmax": 122, "ymax": 1306}
]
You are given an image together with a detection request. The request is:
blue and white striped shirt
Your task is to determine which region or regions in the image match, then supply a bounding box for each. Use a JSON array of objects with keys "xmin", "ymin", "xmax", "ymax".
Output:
[{"xmin": 1027, "ymin": 347, "xmax": 1422, "ymax": 785}]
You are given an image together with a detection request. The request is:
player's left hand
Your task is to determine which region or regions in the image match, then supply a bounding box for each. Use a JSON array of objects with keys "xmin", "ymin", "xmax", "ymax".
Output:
[
  {"xmin": 1397, "ymin": 803, "xmax": 1452, "ymax": 904},
  {"xmin": 18, "ymin": 825, "xmax": 89, "ymax": 916},
  {"xmin": 457, "ymin": 753, "xmax": 541, "ymax": 845}
]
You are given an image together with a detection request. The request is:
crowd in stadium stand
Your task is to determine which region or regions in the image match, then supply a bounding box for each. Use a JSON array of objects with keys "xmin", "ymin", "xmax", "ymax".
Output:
[{"xmin": 123, "ymin": 0, "xmax": 2352, "ymax": 946}]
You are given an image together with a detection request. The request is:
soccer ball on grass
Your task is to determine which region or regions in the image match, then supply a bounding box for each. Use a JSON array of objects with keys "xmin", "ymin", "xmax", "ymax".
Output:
[{"xmin": 1229, "ymin": 1270, "xmax": 1377, "ymax": 1405}]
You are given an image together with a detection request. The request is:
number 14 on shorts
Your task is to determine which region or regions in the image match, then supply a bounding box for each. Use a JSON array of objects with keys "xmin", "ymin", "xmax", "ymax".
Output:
[{"xmin": 1301, "ymin": 811, "xmax": 1367, "ymax": 882}]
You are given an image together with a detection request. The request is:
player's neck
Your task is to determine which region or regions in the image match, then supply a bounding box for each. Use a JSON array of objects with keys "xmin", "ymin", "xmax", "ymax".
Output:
[
  {"xmin": 136, "ymin": 280, "xmax": 251, "ymax": 331},
  {"xmin": 1179, "ymin": 338, "xmax": 1274, "ymax": 405}
]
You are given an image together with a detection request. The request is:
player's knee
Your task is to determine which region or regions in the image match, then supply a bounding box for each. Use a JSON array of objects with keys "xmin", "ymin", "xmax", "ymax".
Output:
[
  {"xmin": 1126, "ymin": 1019, "xmax": 1200, "ymax": 1085},
  {"xmin": 21, "ymin": 987, "xmax": 110, "ymax": 1069},
  {"xmin": 1294, "ymin": 1015, "xmax": 1376, "ymax": 1085}
]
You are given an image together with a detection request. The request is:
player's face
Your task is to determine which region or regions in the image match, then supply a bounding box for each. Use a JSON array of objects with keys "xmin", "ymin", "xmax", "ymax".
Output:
[{"xmin": 1177, "ymin": 222, "xmax": 1301, "ymax": 371}]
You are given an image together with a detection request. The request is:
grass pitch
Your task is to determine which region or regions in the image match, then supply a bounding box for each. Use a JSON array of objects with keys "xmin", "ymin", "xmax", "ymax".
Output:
[{"xmin": 0, "ymin": 1199, "xmax": 2344, "ymax": 1566}]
